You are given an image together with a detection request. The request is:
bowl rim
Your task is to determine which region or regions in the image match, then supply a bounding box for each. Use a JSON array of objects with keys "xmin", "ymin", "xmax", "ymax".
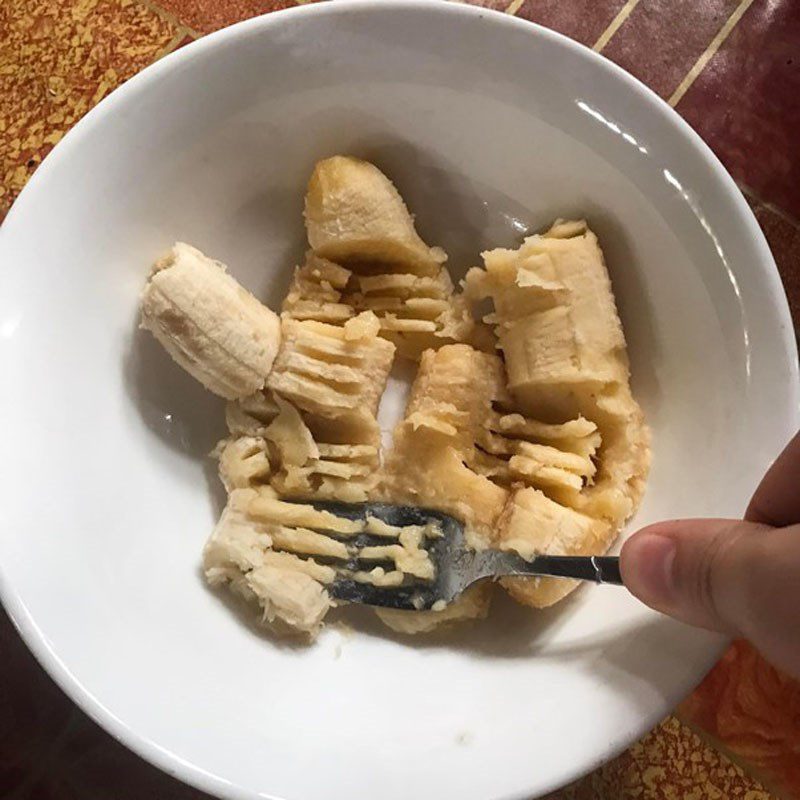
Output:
[{"xmin": 1, "ymin": 1, "xmax": 798, "ymax": 799}]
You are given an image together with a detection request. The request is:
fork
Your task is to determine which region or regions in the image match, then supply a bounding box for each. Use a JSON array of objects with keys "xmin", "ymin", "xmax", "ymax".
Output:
[{"xmin": 306, "ymin": 500, "xmax": 623, "ymax": 612}]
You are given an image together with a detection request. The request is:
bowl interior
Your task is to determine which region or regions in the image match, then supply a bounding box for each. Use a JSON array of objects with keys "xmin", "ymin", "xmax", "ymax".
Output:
[{"xmin": 1, "ymin": 3, "xmax": 796, "ymax": 800}]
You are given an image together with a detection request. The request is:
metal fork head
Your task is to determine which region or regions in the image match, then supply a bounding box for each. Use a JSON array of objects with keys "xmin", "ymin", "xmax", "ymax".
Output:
[
  {"xmin": 302, "ymin": 500, "xmax": 622, "ymax": 612},
  {"xmin": 307, "ymin": 500, "xmax": 471, "ymax": 612}
]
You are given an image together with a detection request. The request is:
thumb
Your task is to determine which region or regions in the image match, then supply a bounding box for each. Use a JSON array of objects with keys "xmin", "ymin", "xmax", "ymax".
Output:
[{"xmin": 620, "ymin": 519, "xmax": 800, "ymax": 676}]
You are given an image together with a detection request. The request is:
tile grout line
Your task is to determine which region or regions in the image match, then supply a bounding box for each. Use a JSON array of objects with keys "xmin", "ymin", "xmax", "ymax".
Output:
[
  {"xmin": 155, "ymin": 26, "xmax": 196, "ymax": 58},
  {"xmin": 133, "ymin": 0, "xmax": 202, "ymax": 39},
  {"xmin": 505, "ymin": 0, "xmax": 525, "ymax": 16},
  {"xmin": 739, "ymin": 182, "xmax": 800, "ymax": 232},
  {"xmin": 668, "ymin": 0, "xmax": 755, "ymax": 107},
  {"xmin": 592, "ymin": 0, "xmax": 641, "ymax": 52}
]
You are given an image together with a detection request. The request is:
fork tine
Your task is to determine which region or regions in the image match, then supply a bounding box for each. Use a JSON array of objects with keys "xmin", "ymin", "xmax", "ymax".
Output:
[
  {"xmin": 301, "ymin": 500, "xmax": 464, "ymax": 611},
  {"xmin": 281, "ymin": 499, "xmax": 624, "ymax": 611},
  {"xmin": 328, "ymin": 579, "xmax": 439, "ymax": 611}
]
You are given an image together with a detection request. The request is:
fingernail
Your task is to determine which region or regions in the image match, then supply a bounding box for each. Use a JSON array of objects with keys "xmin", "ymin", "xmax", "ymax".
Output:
[{"xmin": 623, "ymin": 533, "xmax": 677, "ymax": 605}]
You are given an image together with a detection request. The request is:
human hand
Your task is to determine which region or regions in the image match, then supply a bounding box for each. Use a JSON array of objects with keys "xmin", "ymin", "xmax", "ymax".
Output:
[{"xmin": 620, "ymin": 431, "xmax": 800, "ymax": 679}]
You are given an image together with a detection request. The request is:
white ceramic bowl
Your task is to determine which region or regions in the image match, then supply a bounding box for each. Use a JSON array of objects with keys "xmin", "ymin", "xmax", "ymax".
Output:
[{"xmin": 1, "ymin": 2, "xmax": 797, "ymax": 799}]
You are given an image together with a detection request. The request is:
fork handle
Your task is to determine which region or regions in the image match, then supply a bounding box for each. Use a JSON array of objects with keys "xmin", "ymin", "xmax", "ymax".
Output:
[
  {"xmin": 483, "ymin": 553, "xmax": 624, "ymax": 585},
  {"xmin": 529, "ymin": 555, "xmax": 623, "ymax": 585}
]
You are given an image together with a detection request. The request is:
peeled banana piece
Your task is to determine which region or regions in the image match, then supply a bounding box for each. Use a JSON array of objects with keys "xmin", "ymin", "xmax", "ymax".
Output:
[
  {"xmin": 496, "ymin": 486, "xmax": 611, "ymax": 608},
  {"xmin": 465, "ymin": 220, "xmax": 629, "ymax": 417},
  {"xmin": 304, "ymin": 156, "xmax": 446, "ymax": 276},
  {"xmin": 297, "ymin": 158, "xmax": 482, "ymax": 360},
  {"xmin": 381, "ymin": 345, "xmax": 509, "ymax": 545},
  {"xmin": 141, "ymin": 242, "xmax": 281, "ymax": 400},
  {"xmin": 464, "ymin": 219, "xmax": 650, "ymax": 608},
  {"xmin": 203, "ymin": 487, "xmax": 335, "ymax": 636},
  {"xmin": 204, "ymin": 486, "xmax": 446, "ymax": 636},
  {"xmin": 267, "ymin": 313, "xmax": 395, "ymax": 418}
]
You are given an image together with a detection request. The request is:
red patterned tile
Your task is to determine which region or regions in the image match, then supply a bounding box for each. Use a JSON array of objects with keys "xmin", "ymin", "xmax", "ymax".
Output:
[
  {"xmin": 600, "ymin": 0, "xmax": 739, "ymax": 99},
  {"xmin": 745, "ymin": 191, "xmax": 800, "ymax": 328},
  {"xmin": 676, "ymin": 0, "xmax": 800, "ymax": 220},
  {"xmin": 514, "ymin": 0, "xmax": 627, "ymax": 48},
  {"xmin": 0, "ymin": 610, "xmax": 74, "ymax": 794},
  {"xmin": 154, "ymin": 0, "xmax": 300, "ymax": 35},
  {"xmin": 680, "ymin": 640, "xmax": 800, "ymax": 798}
]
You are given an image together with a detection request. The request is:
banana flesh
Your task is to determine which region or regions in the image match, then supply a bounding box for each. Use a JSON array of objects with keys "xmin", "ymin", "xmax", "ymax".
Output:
[
  {"xmin": 203, "ymin": 487, "xmax": 441, "ymax": 636},
  {"xmin": 141, "ymin": 159, "xmax": 649, "ymax": 637},
  {"xmin": 267, "ymin": 314, "xmax": 394, "ymax": 418},
  {"xmin": 304, "ymin": 155, "xmax": 446, "ymax": 276},
  {"xmin": 295, "ymin": 157, "xmax": 482, "ymax": 360},
  {"xmin": 464, "ymin": 219, "xmax": 650, "ymax": 608},
  {"xmin": 141, "ymin": 242, "xmax": 281, "ymax": 400},
  {"xmin": 202, "ymin": 488, "xmax": 336, "ymax": 636}
]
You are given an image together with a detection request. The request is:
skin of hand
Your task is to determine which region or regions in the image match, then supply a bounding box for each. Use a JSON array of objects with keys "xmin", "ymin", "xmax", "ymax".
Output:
[{"xmin": 620, "ymin": 431, "xmax": 800, "ymax": 680}]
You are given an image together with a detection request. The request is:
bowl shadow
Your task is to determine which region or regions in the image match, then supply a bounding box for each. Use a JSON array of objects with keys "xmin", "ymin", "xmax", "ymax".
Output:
[
  {"xmin": 122, "ymin": 315, "xmax": 228, "ymax": 519},
  {"xmin": 326, "ymin": 585, "xmax": 588, "ymax": 658}
]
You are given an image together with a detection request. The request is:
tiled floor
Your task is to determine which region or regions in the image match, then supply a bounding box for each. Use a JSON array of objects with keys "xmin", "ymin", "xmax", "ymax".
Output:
[
  {"xmin": 152, "ymin": 0, "xmax": 299, "ymax": 34},
  {"xmin": 676, "ymin": 0, "xmax": 800, "ymax": 220},
  {"xmin": 0, "ymin": 0, "xmax": 181, "ymax": 215},
  {"xmin": 681, "ymin": 640, "xmax": 800, "ymax": 798},
  {"xmin": 514, "ymin": 0, "xmax": 629, "ymax": 48},
  {"xmin": 2, "ymin": 1, "xmax": 799, "ymax": 798},
  {"xmin": 600, "ymin": 0, "xmax": 741, "ymax": 99}
]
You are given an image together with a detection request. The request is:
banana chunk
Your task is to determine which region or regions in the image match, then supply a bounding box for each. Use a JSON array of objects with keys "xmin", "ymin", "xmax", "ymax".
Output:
[
  {"xmin": 466, "ymin": 220, "xmax": 650, "ymax": 608},
  {"xmin": 304, "ymin": 156, "xmax": 446, "ymax": 276},
  {"xmin": 141, "ymin": 242, "xmax": 281, "ymax": 400},
  {"xmin": 268, "ymin": 314, "xmax": 395, "ymax": 418},
  {"xmin": 203, "ymin": 488, "xmax": 334, "ymax": 636},
  {"xmin": 204, "ymin": 487, "xmax": 443, "ymax": 637},
  {"xmin": 283, "ymin": 250, "xmax": 477, "ymax": 361},
  {"xmin": 497, "ymin": 487, "xmax": 611, "ymax": 608},
  {"xmin": 382, "ymin": 345, "xmax": 509, "ymax": 546},
  {"xmin": 465, "ymin": 220, "xmax": 629, "ymax": 416},
  {"xmin": 296, "ymin": 158, "xmax": 480, "ymax": 360}
]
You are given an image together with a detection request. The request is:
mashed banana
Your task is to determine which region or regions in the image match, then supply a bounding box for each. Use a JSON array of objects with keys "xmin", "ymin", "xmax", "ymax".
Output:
[{"xmin": 141, "ymin": 155, "xmax": 650, "ymax": 639}]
